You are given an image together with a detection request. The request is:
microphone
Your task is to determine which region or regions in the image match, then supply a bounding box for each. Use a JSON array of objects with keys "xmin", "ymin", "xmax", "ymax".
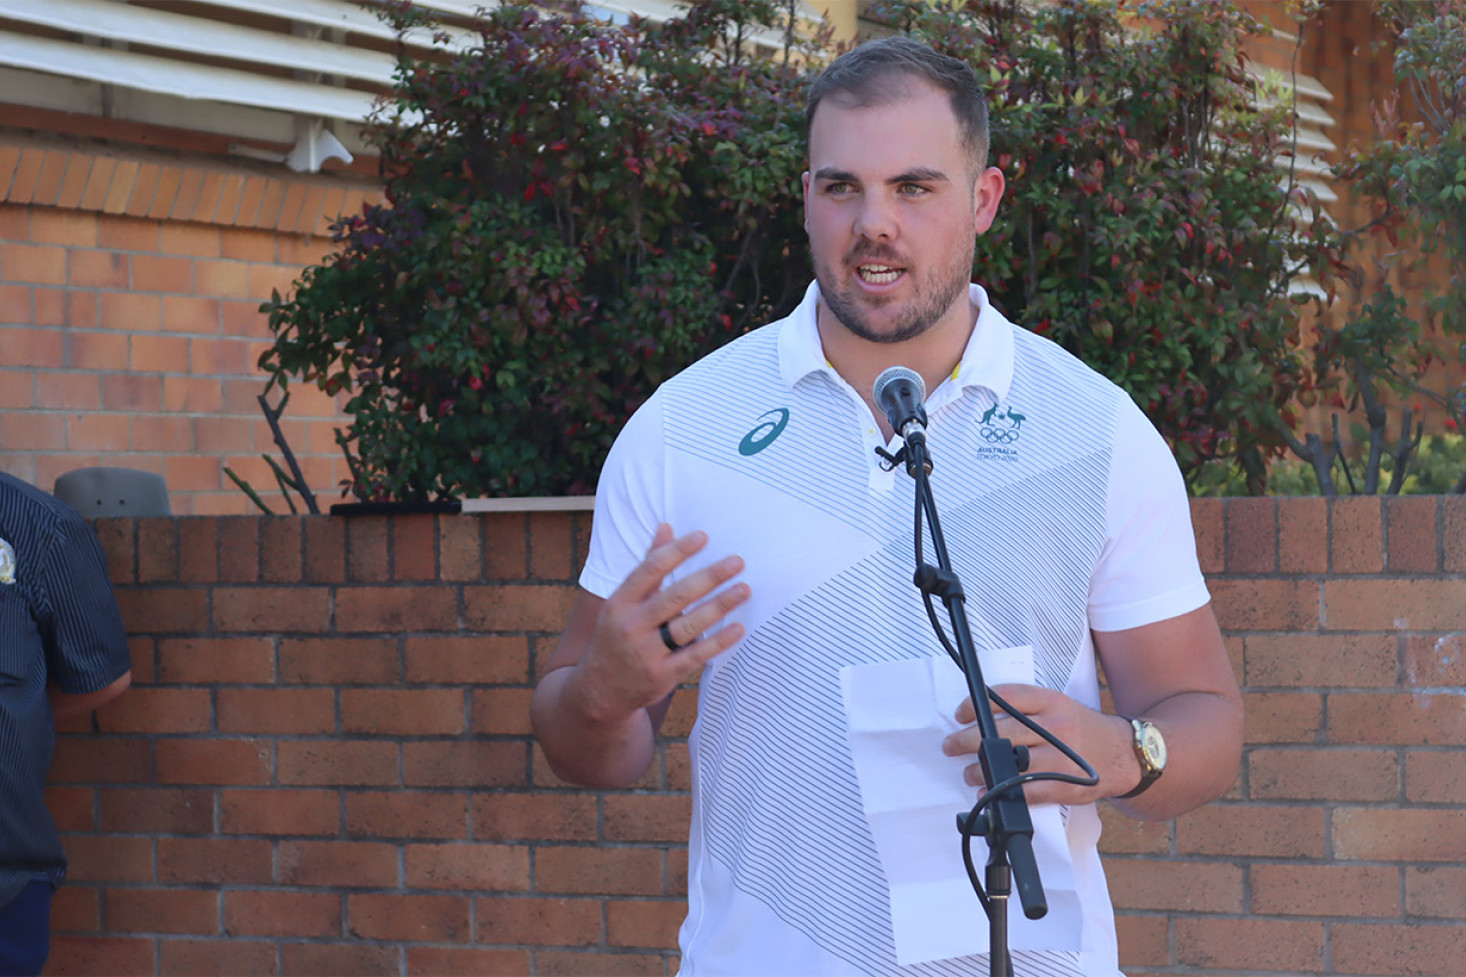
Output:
[{"xmin": 873, "ymin": 366, "xmax": 928, "ymax": 442}]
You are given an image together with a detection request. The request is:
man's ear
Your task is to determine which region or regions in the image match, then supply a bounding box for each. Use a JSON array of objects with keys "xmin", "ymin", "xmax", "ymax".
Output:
[{"xmin": 973, "ymin": 166, "xmax": 1006, "ymax": 234}]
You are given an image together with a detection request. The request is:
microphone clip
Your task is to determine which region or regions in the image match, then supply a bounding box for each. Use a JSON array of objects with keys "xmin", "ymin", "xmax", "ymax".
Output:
[
  {"xmin": 874, "ymin": 444, "xmax": 933, "ymax": 476},
  {"xmin": 874, "ymin": 445, "xmax": 903, "ymax": 472},
  {"xmin": 914, "ymin": 562, "xmax": 963, "ymax": 601}
]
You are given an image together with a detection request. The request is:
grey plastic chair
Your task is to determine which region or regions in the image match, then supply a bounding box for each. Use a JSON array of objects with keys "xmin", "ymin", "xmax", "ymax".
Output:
[{"xmin": 53, "ymin": 467, "xmax": 172, "ymax": 517}]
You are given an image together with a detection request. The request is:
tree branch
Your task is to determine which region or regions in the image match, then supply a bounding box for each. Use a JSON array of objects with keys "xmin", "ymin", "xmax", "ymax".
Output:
[
  {"xmin": 1385, "ymin": 408, "xmax": 1422, "ymax": 495},
  {"xmin": 258, "ymin": 393, "xmax": 320, "ymax": 514}
]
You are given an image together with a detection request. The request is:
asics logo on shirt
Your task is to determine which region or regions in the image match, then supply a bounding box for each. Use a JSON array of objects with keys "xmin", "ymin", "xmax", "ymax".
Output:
[{"xmin": 738, "ymin": 408, "xmax": 791, "ymax": 456}]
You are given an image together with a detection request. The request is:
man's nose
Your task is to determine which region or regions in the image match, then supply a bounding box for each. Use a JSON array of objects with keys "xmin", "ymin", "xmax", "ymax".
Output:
[{"xmin": 853, "ymin": 193, "xmax": 897, "ymax": 241}]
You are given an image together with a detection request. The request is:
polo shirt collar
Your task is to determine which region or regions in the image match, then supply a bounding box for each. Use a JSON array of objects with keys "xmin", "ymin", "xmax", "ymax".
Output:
[{"xmin": 777, "ymin": 281, "xmax": 1015, "ymax": 403}]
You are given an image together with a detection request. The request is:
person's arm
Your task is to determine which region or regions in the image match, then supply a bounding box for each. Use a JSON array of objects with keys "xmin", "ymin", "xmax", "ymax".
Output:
[
  {"xmin": 943, "ymin": 602, "xmax": 1241, "ymax": 819},
  {"xmin": 40, "ymin": 503, "xmax": 133, "ymax": 722},
  {"xmin": 50, "ymin": 670, "xmax": 132, "ymax": 725},
  {"xmin": 531, "ymin": 525, "xmax": 750, "ymax": 789},
  {"xmin": 1091, "ymin": 602, "xmax": 1241, "ymax": 819}
]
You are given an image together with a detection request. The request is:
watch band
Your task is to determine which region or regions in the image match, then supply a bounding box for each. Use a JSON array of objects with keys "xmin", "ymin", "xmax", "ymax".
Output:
[{"xmin": 1117, "ymin": 717, "xmax": 1164, "ymax": 799}]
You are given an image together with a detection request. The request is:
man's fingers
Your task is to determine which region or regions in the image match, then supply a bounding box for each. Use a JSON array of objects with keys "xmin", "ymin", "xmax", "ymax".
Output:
[
  {"xmin": 942, "ymin": 714, "xmax": 1041, "ymax": 757},
  {"xmin": 615, "ymin": 527, "xmax": 708, "ymax": 602},
  {"xmin": 649, "ymin": 522, "xmax": 675, "ymax": 550},
  {"xmin": 653, "ymin": 554, "xmax": 744, "ymax": 630},
  {"xmin": 990, "ymin": 683, "xmax": 1052, "ymax": 714},
  {"xmin": 666, "ymin": 621, "xmax": 746, "ymax": 680},
  {"xmin": 660, "ymin": 579, "xmax": 751, "ymax": 648},
  {"xmin": 649, "ymin": 554, "xmax": 745, "ymax": 627}
]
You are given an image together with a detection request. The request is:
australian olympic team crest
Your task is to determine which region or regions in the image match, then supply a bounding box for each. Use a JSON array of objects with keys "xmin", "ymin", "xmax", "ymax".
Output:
[
  {"xmin": 978, "ymin": 402, "xmax": 1026, "ymax": 460},
  {"xmin": 0, "ymin": 538, "xmax": 15, "ymax": 585}
]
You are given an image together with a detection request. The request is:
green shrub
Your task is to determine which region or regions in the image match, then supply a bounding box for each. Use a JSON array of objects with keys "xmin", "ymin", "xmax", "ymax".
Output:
[
  {"xmin": 260, "ymin": 0, "xmax": 1341, "ymax": 500},
  {"xmin": 259, "ymin": 0, "xmax": 818, "ymax": 499}
]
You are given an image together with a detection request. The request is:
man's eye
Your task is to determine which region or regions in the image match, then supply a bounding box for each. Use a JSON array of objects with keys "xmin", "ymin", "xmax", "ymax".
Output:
[{"xmin": 900, "ymin": 183, "xmax": 929, "ymax": 196}]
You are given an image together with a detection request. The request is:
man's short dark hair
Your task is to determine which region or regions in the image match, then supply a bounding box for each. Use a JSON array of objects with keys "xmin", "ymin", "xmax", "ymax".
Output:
[{"xmin": 806, "ymin": 36, "xmax": 989, "ymax": 170}]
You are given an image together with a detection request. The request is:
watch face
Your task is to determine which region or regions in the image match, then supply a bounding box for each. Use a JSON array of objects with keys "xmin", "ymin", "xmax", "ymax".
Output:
[{"xmin": 1141, "ymin": 724, "xmax": 1167, "ymax": 769}]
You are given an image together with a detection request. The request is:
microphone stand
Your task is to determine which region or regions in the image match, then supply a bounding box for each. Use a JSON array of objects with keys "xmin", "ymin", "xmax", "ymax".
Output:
[{"xmin": 889, "ymin": 427, "xmax": 1046, "ymax": 977}]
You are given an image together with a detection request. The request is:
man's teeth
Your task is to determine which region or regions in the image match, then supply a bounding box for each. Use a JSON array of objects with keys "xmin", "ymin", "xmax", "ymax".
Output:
[{"xmin": 858, "ymin": 265, "xmax": 902, "ymax": 284}]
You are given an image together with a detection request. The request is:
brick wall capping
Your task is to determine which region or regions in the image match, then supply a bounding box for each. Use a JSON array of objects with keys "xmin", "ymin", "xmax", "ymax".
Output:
[{"xmin": 327, "ymin": 496, "xmax": 596, "ymax": 516}]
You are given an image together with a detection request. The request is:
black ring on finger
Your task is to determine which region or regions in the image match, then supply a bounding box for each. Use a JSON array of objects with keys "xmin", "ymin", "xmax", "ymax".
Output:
[{"xmin": 659, "ymin": 620, "xmax": 685, "ymax": 652}]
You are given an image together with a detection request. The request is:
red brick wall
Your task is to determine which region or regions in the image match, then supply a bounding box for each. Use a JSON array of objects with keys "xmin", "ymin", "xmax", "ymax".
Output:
[
  {"xmin": 0, "ymin": 136, "xmax": 381, "ymax": 515},
  {"xmin": 42, "ymin": 500, "xmax": 1466, "ymax": 976}
]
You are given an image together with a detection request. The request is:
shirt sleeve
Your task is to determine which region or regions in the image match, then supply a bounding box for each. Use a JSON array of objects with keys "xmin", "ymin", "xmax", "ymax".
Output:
[
  {"xmin": 1086, "ymin": 395, "xmax": 1211, "ymax": 633},
  {"xmin": 40, "ymin": 508, "xmax": 132, "ymax": 694},
  {"xmin": 579, "ymin": 390, "xmax": 668, "ymax": 599}
]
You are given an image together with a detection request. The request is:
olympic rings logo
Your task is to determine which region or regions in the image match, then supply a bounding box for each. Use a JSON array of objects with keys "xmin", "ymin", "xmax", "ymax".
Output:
[{"xmin": 979, "ymin": 403, "xmax": 1027, "ymax": 446}]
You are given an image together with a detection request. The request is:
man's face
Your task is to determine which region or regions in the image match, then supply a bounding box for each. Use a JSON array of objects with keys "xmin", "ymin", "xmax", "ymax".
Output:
[{"xmin": 803, "ymin": 81, "xmax": 1001, "ymax": 345}]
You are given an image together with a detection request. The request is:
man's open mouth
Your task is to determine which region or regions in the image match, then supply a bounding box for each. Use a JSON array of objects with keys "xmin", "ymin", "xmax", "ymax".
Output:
[{"xmin": 857, "ymin": 264, "xmax": 903, "ymax": 285}]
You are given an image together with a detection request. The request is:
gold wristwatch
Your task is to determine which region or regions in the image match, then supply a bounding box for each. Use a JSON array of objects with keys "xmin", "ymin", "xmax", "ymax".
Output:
[{"xmin": 1116, "ymin": 717, "xmax": 1166, "ymax": 799}]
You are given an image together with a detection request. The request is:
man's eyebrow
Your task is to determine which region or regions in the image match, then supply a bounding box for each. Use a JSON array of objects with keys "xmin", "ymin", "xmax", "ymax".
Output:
[
  {"xmin": 890, "ymin": 167, "xmax": 949, "ymax": 185},
  {"xmin": 810, "ymin": 166, "xmax": 951, "ymax": 185}
]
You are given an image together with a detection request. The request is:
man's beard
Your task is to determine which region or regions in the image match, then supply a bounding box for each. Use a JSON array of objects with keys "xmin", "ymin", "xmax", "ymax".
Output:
[{"xmin": 813, "ymin": 247, "xmax": 972, "ymax": 345}]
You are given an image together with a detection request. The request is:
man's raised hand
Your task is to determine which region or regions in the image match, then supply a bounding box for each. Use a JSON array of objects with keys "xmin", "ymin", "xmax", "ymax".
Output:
[{"xmin": 574, "ymin": 524, "xmax": 749, "ymax": 724}]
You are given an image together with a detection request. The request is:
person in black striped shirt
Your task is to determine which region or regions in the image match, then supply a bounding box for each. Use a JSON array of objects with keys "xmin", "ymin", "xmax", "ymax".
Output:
[{"xmin": 0, "ymin": 471, "xmax": 132, "ymax": 976}]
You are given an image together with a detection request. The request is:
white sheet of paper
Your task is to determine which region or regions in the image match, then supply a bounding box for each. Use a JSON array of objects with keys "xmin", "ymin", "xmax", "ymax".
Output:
[{"xmin": 841, "ymin": 649, "xmax": 1083, "ymax": 966}]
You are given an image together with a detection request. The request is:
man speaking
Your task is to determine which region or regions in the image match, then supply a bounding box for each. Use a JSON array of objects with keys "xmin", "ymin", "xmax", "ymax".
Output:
[{"xmin": 531, "ymin": 36, "xmax": 1242, "ymax": 976}]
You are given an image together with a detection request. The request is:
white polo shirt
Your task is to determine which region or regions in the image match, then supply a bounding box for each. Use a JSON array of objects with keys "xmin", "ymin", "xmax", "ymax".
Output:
[{"xmin": 582, "ymin": 282, "xmax": 1210, "ymax": 976}]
